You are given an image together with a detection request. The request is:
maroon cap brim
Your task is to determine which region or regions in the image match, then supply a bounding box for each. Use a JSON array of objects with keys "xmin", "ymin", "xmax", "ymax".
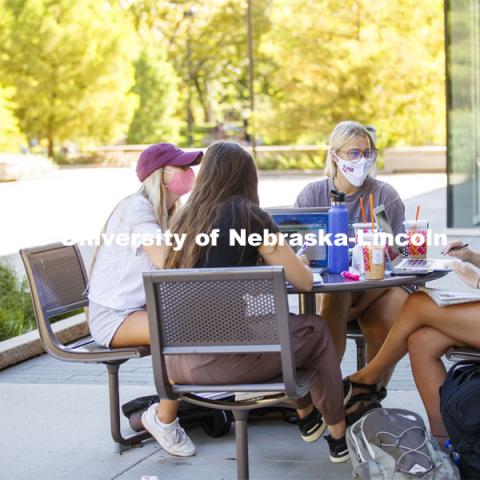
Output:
[{"xmin": 170, "ymin": 150, "xmax": 203, "ymax": 167}]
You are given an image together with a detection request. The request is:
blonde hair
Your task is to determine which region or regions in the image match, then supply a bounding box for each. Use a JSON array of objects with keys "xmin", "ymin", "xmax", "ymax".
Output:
[
  {"xmin": 324, "ymin": 120, "xmax": 376, "ymax": 178},
  {"xmin": 87, "ymin": 167, "xmax": 178, "ymax": 287},
  {"xmin": 139, "ymin": 168, "xmax": 177, "ymax": 230}
]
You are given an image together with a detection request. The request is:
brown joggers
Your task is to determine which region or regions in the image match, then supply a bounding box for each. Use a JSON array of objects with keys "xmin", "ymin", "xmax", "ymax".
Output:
[{"xmin": 166, "ymin": 313, "xmax": 345, "ymax": 425}]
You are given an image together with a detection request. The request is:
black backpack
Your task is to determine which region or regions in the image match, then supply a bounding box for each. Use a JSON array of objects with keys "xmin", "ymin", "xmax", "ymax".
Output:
[
  {"xmin": 440, "ymin": 362, "xmax": 480, "ymax": 479},
  {"xmin": 121, "ymin": 394, "xmax": 233, "ymax": 438}
]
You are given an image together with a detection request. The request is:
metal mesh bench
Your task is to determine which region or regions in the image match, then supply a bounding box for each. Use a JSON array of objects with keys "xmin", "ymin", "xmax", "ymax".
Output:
[{"xmin": 20, "ymin": 242, "xmax": 151, "ymax": 452}]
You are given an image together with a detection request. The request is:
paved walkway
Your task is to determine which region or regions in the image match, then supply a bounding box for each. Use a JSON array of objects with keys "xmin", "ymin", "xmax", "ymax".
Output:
[
  {"xmin": 0, "ymin": 327, "xmax": 428, "ymax": 391},
  {"xmin": 0, "ymin": 379, "xmax": 428, "ymax": 480}
]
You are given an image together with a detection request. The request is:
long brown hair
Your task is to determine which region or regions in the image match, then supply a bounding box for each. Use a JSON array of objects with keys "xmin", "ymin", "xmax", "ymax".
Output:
[{"xmin": 164, "ymin": 141, "xmax": 265, "ymax": 269}]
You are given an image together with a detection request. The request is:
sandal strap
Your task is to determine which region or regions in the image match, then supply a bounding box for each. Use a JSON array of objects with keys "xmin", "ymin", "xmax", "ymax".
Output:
[
  {"xmin": 349, "ymin": 380, "xmax": 381, "ymax": 394},
  {"xmin": 346, "ymin": 386, "xmax": 387, "ymax": 408}
]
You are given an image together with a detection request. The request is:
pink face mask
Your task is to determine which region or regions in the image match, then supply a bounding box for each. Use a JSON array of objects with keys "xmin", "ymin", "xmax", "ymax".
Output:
[{"xmin": 164, "ymin": 167, "xmax": 195, "ymax": 196}]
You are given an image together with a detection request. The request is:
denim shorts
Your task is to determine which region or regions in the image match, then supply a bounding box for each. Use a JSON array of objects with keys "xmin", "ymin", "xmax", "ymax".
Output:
[{"xmin": 88, "ymin": 301, "xmax": 145, "ymax": 347}]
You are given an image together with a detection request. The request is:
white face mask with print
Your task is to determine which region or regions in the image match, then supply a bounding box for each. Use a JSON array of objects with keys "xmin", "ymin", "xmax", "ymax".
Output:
[{"xmin": 333, "ymin": 152, "xmax": 372, "ymax": 187}]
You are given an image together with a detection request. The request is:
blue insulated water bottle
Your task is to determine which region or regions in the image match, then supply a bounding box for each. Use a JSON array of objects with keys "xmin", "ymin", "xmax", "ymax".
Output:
[{"xmin": 328, "ymin": 190, "xmax": 349, "ymax": 274}]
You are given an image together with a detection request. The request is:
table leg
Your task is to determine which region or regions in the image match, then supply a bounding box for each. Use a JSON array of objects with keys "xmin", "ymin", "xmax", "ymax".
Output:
[{"xmin": 299, "ymin": 292, "xmax": 316, "ymax": 315}]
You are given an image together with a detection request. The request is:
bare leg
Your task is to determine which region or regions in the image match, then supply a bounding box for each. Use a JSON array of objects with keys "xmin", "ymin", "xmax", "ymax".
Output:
[
  {"xmin": 296, "ymin": 404, "xmax": 314, "ymax": 419},
  {"xmin": 329, "ymin": 420, "xmax": 346, "ymax": 440},
  {"xmin": 319, "ymin": 292, "xmax": 352, "ymax": 360},
  {"xmin": 111, "ymin": 310, "xmax": 179, "ymax": 423},
  {"xmin": 351, "ymin": 292, "xmax": 480, "ymax": 386},
  {"xmin": 408, "ymin": 327, "xmax": 464, "ymax": 444},
  {"xmin": 357, "ymin": 287, "xmax": 408, "ymax": 386}
]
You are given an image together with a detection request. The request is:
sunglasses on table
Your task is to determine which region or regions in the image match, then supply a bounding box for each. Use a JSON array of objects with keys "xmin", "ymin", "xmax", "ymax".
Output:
[{"xmin": 337, "ymin": 148, "xmax": 378, "ymax": 161}]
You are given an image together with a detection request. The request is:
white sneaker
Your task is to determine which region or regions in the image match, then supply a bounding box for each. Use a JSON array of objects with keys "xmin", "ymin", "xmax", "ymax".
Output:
[{"xmin": 141, "ymin": 403, "xmax": 196, "ymax": 457}]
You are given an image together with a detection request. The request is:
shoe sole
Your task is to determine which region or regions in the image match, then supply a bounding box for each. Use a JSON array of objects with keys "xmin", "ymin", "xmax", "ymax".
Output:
[
  {"xmin": 301, "ymin": 383, "xmax": 352, "ymax": 444},
  {"xmin": 329, "ymin": 452, "xmax": 350, "ymax": 464},
  {"xmin": 141, "ymin": 411, "xmax": 196, "ymax": 457},
  {"xmin": 301, "ymin": 422, "xmax": 327, "ymax": 443}
]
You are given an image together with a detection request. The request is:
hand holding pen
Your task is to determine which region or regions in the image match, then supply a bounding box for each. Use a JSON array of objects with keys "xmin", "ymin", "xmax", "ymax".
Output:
[{"xmin": 442, "ymin": 240, "xmax": 471, "ymax": 262}]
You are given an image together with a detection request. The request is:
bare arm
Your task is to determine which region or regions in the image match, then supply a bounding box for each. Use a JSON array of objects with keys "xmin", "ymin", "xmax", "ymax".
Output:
[
  {"xmin": 444, "ymin": 240, "xmax": 480, "ymax": 268},
  {"xmin": 258, "ymin": 235, "xmax": 313, "ymax": 291},
  {"xmin": 142, "ymin": 244, "xmax": 168, "ymax": 269}
]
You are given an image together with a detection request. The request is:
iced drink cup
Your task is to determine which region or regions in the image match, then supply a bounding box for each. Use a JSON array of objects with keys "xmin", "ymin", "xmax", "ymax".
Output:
[
  {"xmin": 352, "ymin": 223, "xmax": 376, "ymax": 274},
  {"xmin": 362, "ymin": 232, "xmax": 385, "ymax": 280},
  {"xmin": 403, "ymin": 219, "xmax": 428, "ymax": 259}
]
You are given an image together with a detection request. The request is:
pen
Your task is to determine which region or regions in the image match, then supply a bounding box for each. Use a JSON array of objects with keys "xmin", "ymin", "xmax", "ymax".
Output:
[
  {"xmin": 442, "ymin": 243, "xmax": 469, "ymax": 255},
  {"xmin": 297, "ymin": 241, "xmax": 309, "ymax": 256}
]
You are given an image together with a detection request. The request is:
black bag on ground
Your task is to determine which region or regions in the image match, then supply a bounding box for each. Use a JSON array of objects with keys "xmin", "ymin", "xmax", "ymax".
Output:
[
  {"xmin": 440, "ymin": 362, "xmax": 480, "ymax": 479},
  {"xmin": 121, "ymin": 395, "xmax": 233, "ymax": 438},
  {"xmin": 122, "ymin": 395, "xmax": 299, "ymax": 438}
]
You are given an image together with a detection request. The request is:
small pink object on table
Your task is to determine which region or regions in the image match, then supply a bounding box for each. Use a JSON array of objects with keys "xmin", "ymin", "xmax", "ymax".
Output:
[{"xmin": 341, "ymin": 271, "xmax": 360, "ymax": 281}]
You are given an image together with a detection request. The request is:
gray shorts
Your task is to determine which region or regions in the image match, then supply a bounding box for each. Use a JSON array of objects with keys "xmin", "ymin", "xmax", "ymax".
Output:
[{"xmin": 88, "ymin": 301, "xmax": 145, "ymax": 347}]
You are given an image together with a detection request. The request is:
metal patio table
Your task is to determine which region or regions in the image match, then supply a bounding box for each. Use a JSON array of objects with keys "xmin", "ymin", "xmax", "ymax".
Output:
[{"xmin": 288, "ymin": 270, "xmax": 448, "ymax": 315}]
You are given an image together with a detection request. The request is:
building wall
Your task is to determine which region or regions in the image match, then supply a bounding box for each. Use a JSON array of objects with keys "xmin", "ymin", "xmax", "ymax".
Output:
[{"xmin": 446, "ymin": 0, "xmax": 480, "ymax": 228}]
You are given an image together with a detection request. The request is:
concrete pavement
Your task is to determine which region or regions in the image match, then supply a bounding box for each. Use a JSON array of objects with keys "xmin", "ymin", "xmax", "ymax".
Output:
[{"xmin": 0, "ymin": 381, "xmax": 428, "ymax": 480}]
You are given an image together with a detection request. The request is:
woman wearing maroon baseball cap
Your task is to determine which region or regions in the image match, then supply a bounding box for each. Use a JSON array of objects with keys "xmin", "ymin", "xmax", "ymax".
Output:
[{"xmin": 87, "ymin": 143, "xmax": 202, "ymax": 457}]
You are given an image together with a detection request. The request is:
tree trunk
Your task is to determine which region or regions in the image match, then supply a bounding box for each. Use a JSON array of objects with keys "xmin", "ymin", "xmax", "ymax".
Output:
[
  {"xmin": 194, "ymin": 76, "xmax": 211, "ymax": 123},
  {"xmin": 47, "ymin": 136, "xmax": 54, "ymax": 158}
]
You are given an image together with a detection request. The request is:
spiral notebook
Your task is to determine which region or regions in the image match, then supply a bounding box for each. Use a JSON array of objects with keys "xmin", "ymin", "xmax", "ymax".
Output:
[{"xmin": 418, "ymin": 287, "xmax": 480, "ymax": 307}]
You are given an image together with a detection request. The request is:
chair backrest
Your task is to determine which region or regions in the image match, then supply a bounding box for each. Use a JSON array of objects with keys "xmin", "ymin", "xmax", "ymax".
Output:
[
  {"xmin": 20, "ymin": 242, "xmax": 89, "ymax": 356},
  {"xmin": 143, "ymin": 266, "xmax": 298, "ymax": 399}
]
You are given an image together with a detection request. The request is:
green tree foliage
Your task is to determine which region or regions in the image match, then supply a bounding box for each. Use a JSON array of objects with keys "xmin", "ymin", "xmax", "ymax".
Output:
[
  {"xmin": 0, "ymin": 0, "xmax": 139, "ymax": 157},
  {"xmin": 0, "ymin": 85, "xmax": 25, "ymax": 151},
  {"xmin": 127, "ymin": 45, "xmax": 181, "ymax": 144},
  {"xmin": 0, "ymin": 0, "xmax": 447, "ymax": 156},
  {"xmin": 257, "ymin": 0, "xmax": 446, "ymax": 149},
  {"xmin": 127, "ymin": 0, "xmax": 273, "ymax": 129}
]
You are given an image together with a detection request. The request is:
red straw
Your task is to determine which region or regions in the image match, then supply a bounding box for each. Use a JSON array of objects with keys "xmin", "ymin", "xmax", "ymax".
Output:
[
  {"xmin": 359, "ymin": 197, "xmax": 367, "ymax": 224},
  {"xmin": 415, "ymin": 205, "xmax": 420, "ymax": 222},
  {"xmin": 369, "ymin": 193, "xmax": 375, "ymax": 231},
  {"xmin": 412, "ymin": 205, "xmax": 421, "ymax": 235}
]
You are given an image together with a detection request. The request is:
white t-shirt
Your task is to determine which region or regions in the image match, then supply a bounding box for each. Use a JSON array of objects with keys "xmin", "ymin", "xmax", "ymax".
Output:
[{"xmin": 88, "ymin": 192, "xmax": 162, "ymax": 310}]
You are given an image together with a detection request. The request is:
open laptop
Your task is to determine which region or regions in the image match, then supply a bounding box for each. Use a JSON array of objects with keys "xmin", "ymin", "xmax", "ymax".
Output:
[
  {"xmin": 374, "ymin": 205, "xmax": 453, "ymax": 275},
  {"xmin": 266, "ymin": 207, "xmax": 328, "ymax": 282}
]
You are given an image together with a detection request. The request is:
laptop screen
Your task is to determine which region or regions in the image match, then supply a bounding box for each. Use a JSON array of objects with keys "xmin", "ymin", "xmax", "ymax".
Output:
[
  {"xmin": 374, "ymin": 204, "xmax": 401, "ymax": 259},
  {"xmin": 266, "ymin": 207, "xmax": 329, "ymax": 269}
]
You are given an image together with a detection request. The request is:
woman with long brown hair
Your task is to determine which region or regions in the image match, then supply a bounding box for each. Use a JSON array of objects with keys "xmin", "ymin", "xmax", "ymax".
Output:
[{"xmin": 143, "ymin": 141, "xmax": 352, "ymax": 463}]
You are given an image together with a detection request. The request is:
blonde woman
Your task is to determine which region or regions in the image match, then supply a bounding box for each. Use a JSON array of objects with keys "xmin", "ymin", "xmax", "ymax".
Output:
[
  {"xmin": 87, "ymin": 143, "xmax": 203, "ymax": 457},
  {"xmin": 295, "ymin": 121, "xmax": 408, "ymax": 419}
]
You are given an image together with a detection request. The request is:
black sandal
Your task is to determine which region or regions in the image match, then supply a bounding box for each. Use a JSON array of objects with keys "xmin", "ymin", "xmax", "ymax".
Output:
[{"xmin": 345, "ymin": 379, "xmax": 387, "ymax": 408}]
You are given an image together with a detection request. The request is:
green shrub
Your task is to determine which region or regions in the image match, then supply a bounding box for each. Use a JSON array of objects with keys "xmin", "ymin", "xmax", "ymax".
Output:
[{"xmin": 0, "ymin": 264, "xmax": 36, "ymax": 342}]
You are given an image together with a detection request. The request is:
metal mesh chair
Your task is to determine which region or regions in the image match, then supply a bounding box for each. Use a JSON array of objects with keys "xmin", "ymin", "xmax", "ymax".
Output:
[
  {"xmin": 446, "ymin": 347, "xmax": 480, "ymax": 363},
  {"xmin": 347, "ymin": 320, "xmax": 367, "ymax": 369},
  {"xmin": 20, "ymin": 242, "xmax": 151, "ymax": 452},
  {"xmin": 144, "ymin": 266, "xmax": 316, "ymax": 480}
]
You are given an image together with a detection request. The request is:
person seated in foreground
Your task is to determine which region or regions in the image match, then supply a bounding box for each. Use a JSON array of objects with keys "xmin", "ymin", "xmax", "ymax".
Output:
[
  {"xmin": 156, "ymin": 141, "xmax": 351, "ymax": 463},
  {"xmin": 295, "ymin": 120, "xmax": 409, "ymax": 418},
  {"xmin": 87, "ymin": 142, "xmax": 203, "ymax": 457},
  {"xmin": 346, "ymin": 240, "xmax": 480, "ymax": 447}
]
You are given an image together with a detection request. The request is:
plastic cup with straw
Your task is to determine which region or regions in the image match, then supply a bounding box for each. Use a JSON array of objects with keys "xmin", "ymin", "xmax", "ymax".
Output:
[
  {"xmin": 361, "ymin": 194, "xmax": 385, "ymax": 279},
  {"xmin": 353, "ymin": 196, "xmax": 372, "ymax": 242},
  {"xmin": 403, "ymin": 205, "xmax": 428, "ymax": 258}
]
